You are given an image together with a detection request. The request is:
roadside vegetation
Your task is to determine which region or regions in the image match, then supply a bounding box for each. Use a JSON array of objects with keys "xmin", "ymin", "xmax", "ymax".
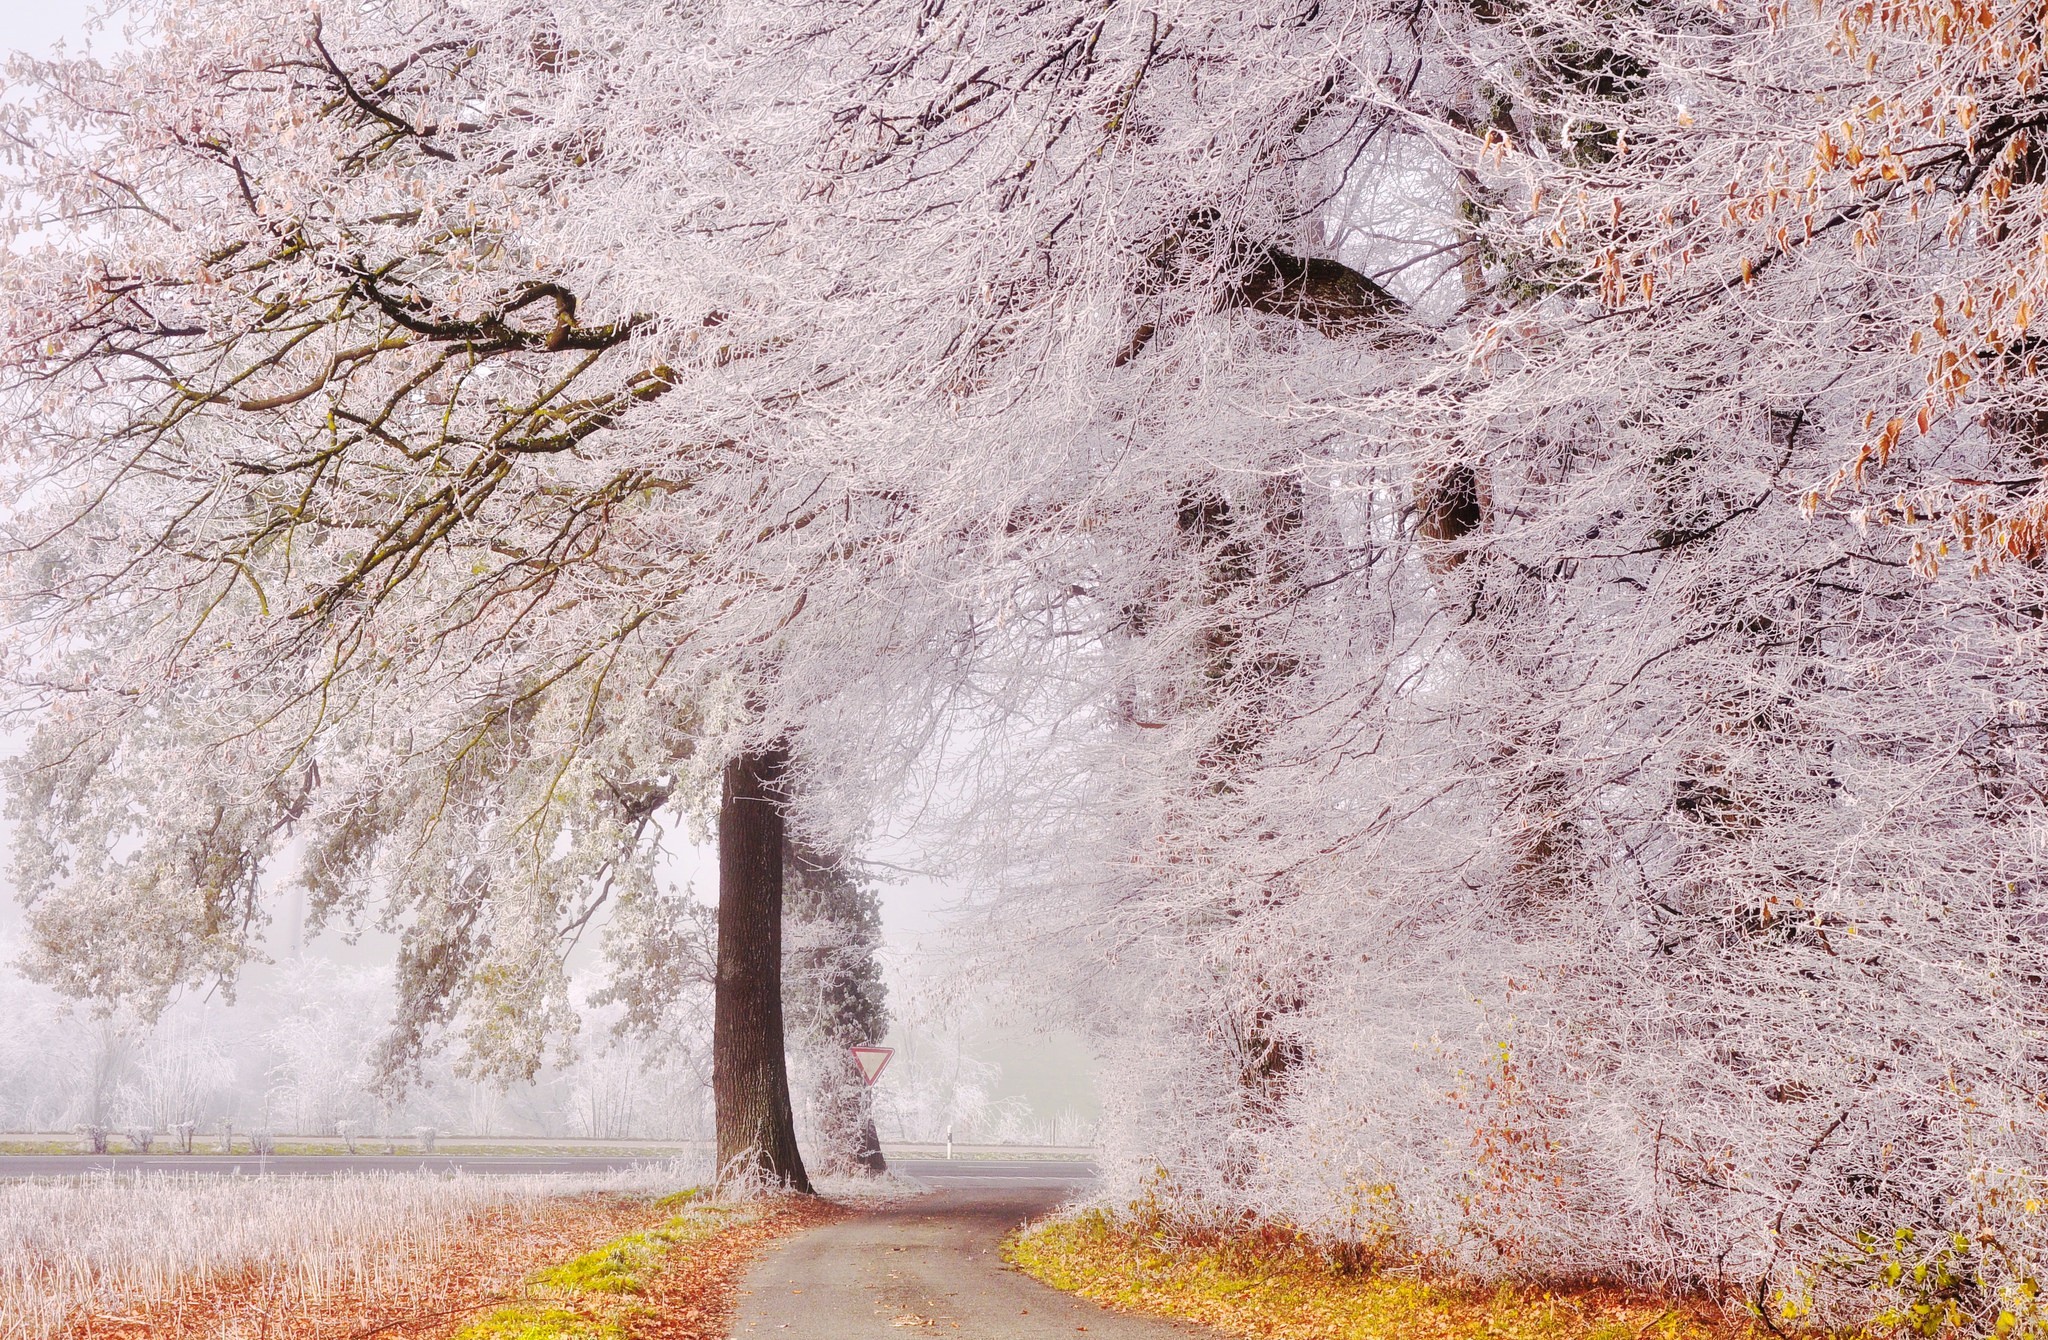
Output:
[
  {"xmin": 452, "ymin": 1189, "xmax": 840, "ymax": 1340},
  {"xmin": 453, "ymin": 1191, "xmax": 743, "ymax": 1340},
  {"xmin": 1009, "ymin": 1210, "xmax": 1734, "ymax": 1340},
  {"xmin": 0, "ymin": 1167, "xmax": 724, "ymax": 1340}
]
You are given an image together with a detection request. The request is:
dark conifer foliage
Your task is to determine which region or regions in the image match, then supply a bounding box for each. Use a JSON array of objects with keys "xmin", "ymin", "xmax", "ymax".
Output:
[{"xmin": 783, "ymin": 841, "xmax": 889, "ymax": 1175}]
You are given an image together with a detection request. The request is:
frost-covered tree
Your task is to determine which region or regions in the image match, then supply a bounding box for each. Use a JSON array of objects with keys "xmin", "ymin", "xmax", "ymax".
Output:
[
  {"xmin": 0, "ymin": 0, "xmax": 943, "ymax": 1191},
  {"xmin": 783, "ymin": 840, "xmax": 888, "ymax": 1174},
  {"xmin": 13, "ymin": 0, "xmax": 2048, "ymax": 1327},
  {"xmin": 741, "ymin": 0, "xmax": 2048, "ymax": 1325}
]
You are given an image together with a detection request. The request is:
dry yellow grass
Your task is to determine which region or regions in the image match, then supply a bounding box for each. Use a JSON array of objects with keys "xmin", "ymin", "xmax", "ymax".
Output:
[{"xmin": 1007, "ymin": 1211, "xmax": 1741, "ymax": 1340}]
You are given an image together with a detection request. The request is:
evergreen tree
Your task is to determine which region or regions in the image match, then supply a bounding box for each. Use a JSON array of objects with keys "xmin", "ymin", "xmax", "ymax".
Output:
[{"xmin": 783, "ymin": 840, "xmax": 888, "ymax": 1175}]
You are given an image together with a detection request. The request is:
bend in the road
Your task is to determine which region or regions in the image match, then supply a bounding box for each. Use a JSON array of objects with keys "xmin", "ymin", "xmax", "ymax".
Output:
[{"xmin": 730, "ymin": 1185, "xmax": 1198, "ymax": 1339}]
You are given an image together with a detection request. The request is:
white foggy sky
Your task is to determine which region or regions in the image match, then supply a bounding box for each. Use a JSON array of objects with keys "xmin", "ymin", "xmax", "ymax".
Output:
[{"xmin": 1, "ymin": 0, "xmax": 110, "ymax": 58}]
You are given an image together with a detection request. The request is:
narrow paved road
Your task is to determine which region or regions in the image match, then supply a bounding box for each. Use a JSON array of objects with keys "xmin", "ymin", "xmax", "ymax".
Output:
[
  {"xmin": 894, "ymin": 1159, "xmax": 1096, "ymax": 1189},
  {"xmin": 731, "ymin": 1185, "xmax": 1203, "ymax": 1339}
]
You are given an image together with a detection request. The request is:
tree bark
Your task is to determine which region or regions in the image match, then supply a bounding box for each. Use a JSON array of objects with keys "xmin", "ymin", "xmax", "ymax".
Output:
[{"xmin": 713, "ymin": 745, "xmax": 812, "ymax": 1192}]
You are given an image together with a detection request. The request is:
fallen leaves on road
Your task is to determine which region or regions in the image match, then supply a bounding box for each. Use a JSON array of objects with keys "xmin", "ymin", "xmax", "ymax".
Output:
[{"xmin": 627, "ymin": 1194, "xmax": 843, "ymax": 1340}]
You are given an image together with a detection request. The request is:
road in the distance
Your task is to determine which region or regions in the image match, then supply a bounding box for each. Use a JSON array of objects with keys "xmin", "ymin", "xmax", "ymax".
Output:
[
  {"xmin": 892, "ymin": 1159, "xmax": 1094, "ymax": 1188},
  {"xmin": 0, "ymin": 1154, "xmax": 1095, "ymax": 1184}
]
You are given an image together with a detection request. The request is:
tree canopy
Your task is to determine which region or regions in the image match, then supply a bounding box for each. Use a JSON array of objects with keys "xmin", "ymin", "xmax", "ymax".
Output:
[{"xmin": 7, "ymin": 0, "xmax": 2048, "ymax": 1324}]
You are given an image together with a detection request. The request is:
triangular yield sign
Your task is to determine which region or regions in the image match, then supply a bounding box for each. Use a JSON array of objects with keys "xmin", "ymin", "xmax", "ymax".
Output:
[{"xmin": 850, "ymin": 1045, "xmax": 893, "ymax": 1085}]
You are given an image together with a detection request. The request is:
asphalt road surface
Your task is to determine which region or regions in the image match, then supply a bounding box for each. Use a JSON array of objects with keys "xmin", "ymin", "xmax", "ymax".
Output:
[
  {"xmin": 0, "ymin": 1153, "xmax": 1096, "ymax": 1184},
  {"xmin": 893, "ymin": 1159, "xmax": 1097, "ymax": 1189},
  {"xmin": 731, "ymin": 1184, "xmax": 1202, "ymax": 1339}
]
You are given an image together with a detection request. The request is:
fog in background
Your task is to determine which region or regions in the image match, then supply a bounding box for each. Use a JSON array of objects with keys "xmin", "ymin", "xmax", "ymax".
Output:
[
  {"xmin": 0, "ymin": 1, "xmax": 1098, "ymax": 1149},
  {"xmin": 3, "ymin": 0, "xmax": 118, "ymax": 60}
]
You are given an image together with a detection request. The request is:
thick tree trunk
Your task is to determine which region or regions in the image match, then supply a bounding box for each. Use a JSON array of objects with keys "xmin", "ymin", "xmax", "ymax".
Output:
[{"xmin": 713, "ymin": 745, "xmax": 812, "ymax": 1192}]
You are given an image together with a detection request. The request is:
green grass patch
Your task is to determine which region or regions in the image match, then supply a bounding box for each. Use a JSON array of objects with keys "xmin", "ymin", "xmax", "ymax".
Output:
[
  {"xmin": 451, "ymin": 1191, "xmax": 747, "ymax": 1340},
  {"xmin": 451, "ymin": 1304, "xmax": 622, "ymax": 1340},
  {"xmin": 1008, "ymin": 1210, "xmax": 1733, "ymax": 1340},
  {"xmin": 532, "ymin": 1229, "xmax": 669, "ymax": 1295}
]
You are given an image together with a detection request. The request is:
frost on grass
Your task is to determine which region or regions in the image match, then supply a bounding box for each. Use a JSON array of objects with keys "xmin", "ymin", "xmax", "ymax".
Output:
[{"xmin": 0, "ymin": 1164, "xmax": 702, "ymax": 1340}]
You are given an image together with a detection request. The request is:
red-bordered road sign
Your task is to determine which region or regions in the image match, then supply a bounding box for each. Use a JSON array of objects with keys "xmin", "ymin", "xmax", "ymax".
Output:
[{"xmin": 851, "ymin": 1046, "xmax": 894, "ymax": 1085}]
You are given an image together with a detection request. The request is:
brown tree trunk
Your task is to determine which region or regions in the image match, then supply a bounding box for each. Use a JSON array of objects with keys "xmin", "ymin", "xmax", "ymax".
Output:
[{"xmin": 713, "ymin": 745, "xmax": 812, "ymax": 1192}]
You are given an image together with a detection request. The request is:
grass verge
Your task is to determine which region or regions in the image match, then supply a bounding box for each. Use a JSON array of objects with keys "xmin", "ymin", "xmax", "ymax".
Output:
[
  {"xmin": 448, "ymin": 1188, "xmax": 845, "ymax": 1340},
  {"xmin": 53, "ymin": 1183, "xmax": 670, "ymax": 1340},
  {"xmin": 1007, "ymin": 1210, "xmax": 1735, "ymax": 1340},
  {"xmin": 452, "ymin": 1191, "xmax": 748, "ymax": 1340}
]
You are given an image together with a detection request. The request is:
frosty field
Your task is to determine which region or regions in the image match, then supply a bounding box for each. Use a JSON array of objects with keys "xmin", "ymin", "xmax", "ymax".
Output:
[{"xmin": 0, "ymin": 1164, "xmax": 701, "ymax": 1340}]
